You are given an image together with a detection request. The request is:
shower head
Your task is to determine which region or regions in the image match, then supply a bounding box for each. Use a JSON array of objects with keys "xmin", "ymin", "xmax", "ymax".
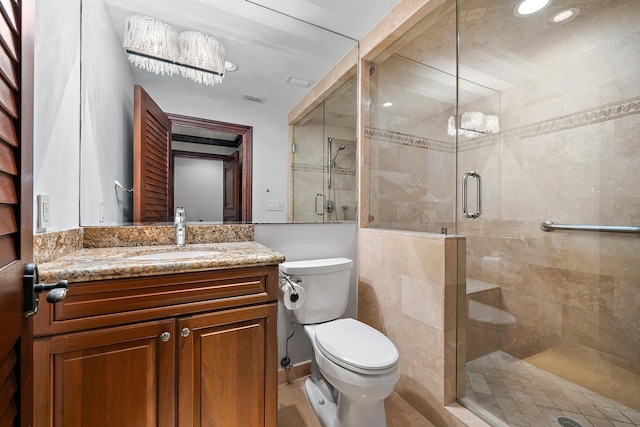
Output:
[{"xmin": 331, "ymin": 145, "xmax": 347, "ymax": 164}]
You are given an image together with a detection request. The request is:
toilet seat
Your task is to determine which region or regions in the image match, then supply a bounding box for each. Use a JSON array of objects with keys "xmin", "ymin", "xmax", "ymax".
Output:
[{"xmin": 314, "ymin": 318, "xmax": 399, "ymax": 375}]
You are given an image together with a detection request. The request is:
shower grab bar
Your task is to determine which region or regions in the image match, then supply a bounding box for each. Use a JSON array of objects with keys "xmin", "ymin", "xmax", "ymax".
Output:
[
  {"xmin": 540, "ymin": 221, "xmax": 640, "ymax": 234},
  {"xmin": 462, "ymin": 171, "xmax": 481, "ymax": 219}
]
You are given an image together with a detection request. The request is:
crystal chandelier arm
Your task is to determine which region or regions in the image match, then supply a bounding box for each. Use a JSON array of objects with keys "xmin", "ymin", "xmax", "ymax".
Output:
[{"xmin": 126, "ymin": 49, "xmax": 224, "ymax": 77}]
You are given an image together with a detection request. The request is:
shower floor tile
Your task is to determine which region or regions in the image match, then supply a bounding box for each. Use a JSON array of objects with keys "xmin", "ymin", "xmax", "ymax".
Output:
[{"xmin": 462, "ymin": 351, "xmax": 640, "ymax": 427}]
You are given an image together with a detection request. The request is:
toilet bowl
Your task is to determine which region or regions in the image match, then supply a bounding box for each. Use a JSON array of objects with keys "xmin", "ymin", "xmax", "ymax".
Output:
[
  {"xmin": 304, "ymin": 320, "xmax": 399, "ymax": 427},
  {"xmin": 467, "ymin": 299, "xmax": 517, "ymax": 360},
  {"xmin": 279, "ymin": 258, "xmax": 399, "ymax": 427}
]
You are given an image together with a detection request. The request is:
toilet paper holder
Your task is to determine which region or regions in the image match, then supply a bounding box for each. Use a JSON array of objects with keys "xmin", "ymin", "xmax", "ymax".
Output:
[{"xmin": 280, "ymin": 273, "xmax": 301, "ymax": 302}]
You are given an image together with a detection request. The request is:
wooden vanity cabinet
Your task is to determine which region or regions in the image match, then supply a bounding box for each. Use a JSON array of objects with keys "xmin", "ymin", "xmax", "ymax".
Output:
[
  {"xmin": 33, "ymin": 266, "xmax": 279, "ymax": 427},
  {"xmin": 34, "ymin": 319, "xmax": 176, "ymax": 427},
  {"xmin": 178, "ymin": 304, "xmax": 277, "ymax": 426}
]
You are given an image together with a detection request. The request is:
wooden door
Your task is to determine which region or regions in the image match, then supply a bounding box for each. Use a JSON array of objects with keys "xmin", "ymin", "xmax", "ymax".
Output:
[
  {"xmin": 0, "ymin": 0, "xmax": 34, "ymax": 425},
  {"xmin": 133, "ymin": 85, "xmax": 172, "ymax": 223},
  {"xmin": 33, "ymin": 320, "xmax": 176, "ymax": 427},
  {"xmin": 178, "ymin": 303, "xmax": 277, "ymax": 427},
  {"xmin": 223, "ymin": 151, "xmax": 240, "ymax": 222}
]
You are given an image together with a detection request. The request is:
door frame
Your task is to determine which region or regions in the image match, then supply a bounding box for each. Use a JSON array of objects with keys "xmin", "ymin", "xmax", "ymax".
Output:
[{"xmin": 167, "ymin": 114, "xmax": 252, "ymax": 223}]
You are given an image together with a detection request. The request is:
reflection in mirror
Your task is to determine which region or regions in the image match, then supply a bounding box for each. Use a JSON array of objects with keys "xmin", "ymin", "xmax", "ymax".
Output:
[
  {"xmin": 79, "ymin": 0, "xmax": 358, "ymax": 226},
  {"xmin": 290, "ymin": 74, "xmax": 357, "ymax": 223},
  {"xmin": 168, "ymin": 115, "xmax": 249, "ymax": 223},
  {"xmin": 172, "ymin": 127, "xmax": 242, "ymax": 223}
]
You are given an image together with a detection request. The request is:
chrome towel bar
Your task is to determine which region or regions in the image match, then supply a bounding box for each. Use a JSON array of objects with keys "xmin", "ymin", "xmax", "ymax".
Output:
[{"xmin": 540, "ymin": 221, "xmax": 640, "ymax": 234}]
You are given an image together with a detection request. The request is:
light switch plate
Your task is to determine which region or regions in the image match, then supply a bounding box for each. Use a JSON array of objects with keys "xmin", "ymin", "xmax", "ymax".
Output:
[
  {"xmin": 37, "ymin": 194, "xmax": 50, "ymax": 230},
  {"xmin": 266, "ymin": 200, "xmax": 284, "ymax": 211},
  {"xmin": 99, "ymin": 200, "xmax": 105, "ymax": 223}
]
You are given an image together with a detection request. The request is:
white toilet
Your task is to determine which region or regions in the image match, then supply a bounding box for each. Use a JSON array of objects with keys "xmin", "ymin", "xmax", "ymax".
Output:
[{"xmin": 279, "ymin": 258, "xmax": 399, "ymax": 427}]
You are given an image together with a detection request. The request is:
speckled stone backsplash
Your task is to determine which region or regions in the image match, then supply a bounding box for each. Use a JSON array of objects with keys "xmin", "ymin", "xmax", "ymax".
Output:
[
  {"xmin": 34, "ymin": 225, "xmax": 255, "ymax": 263},
  {"xmin": 82, "ymin": 225, "xmax": 254, "ymax": 248},
  {"xmin": 33, "ymin": 228, "xmax": 84, "ymax": 264}
]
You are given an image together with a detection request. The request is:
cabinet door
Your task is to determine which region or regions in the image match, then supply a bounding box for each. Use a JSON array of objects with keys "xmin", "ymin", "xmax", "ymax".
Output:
[
  {"xmin": 178, "ymin": 303, "xmax": 277, "ymax": 427},
  {"xmin": 34, "ymin": 319, "xmax": 176, "ymax": 427}
]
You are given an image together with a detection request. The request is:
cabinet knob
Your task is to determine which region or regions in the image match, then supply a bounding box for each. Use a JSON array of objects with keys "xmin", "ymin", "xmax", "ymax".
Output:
[
  {"xmin": 181, "ymin": 327, "xmax": 191, "ymax": 338},
  {"xmin": 160, "ymin": 332, "xmax": 171, "ymax": 342}
]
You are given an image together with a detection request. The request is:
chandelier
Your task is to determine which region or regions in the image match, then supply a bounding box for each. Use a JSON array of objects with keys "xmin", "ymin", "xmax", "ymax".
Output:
[{"xmin": 123, "ymin": 15, "xmax": 226, "ymax": 86}]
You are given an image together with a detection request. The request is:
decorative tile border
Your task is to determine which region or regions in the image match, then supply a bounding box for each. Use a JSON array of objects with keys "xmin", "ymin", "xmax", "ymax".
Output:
[
  {"xmin": 292, "ymin": 163, "xmax": 325, "ymax": 173},
  {"xmin": 367, "ymin": 96, "xmax": 640, "ymax": 153},
  {"xmin": 365, "ymin": 127, "xmax": 456, "ymax": 153},
  {"xmin": 292, "ymin": 162, "xmax": 356, "ymax": 176}
]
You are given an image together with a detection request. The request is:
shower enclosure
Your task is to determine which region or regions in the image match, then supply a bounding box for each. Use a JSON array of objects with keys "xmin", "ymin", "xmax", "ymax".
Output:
[
  {"xmin": 365, "ymin": 0, "xmax": 639, "ymax": 425},
  {"xmin": 289, "ymin": 75, "xmax": 358, "ymax": 223}
]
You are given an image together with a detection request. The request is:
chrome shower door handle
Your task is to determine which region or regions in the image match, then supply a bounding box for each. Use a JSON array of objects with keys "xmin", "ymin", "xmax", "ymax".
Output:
[
  {"xmin": 314, "ymin": 193, "xmax": 325, "ymax": 216},
  {"xmin": 462, "ymin": 171, "xmax": 481, "ymax": 219}
]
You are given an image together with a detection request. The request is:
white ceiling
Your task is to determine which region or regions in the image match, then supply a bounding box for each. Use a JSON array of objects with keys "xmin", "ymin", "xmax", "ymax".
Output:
[{"xmin": 103, "ymin": 0, "xmax": 400, "ymax": 113}]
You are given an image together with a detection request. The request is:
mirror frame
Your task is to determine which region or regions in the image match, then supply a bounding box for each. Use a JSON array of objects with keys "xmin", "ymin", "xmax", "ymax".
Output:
[{"xmin": 166, "ymin": 113, "xmax": 253, "ymax": 223}]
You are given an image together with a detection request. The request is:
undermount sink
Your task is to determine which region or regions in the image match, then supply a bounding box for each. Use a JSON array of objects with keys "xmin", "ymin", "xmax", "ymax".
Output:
[{"xmin": 130, "ymin": 250, "xmax": 221, "ymax": 261}]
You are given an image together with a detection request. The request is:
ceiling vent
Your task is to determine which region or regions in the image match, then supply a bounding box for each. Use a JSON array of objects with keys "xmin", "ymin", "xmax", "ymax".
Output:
[
  {"xmin": 242, "ymin": 95, "xmax": 266, "ymax": 103},
  {"xmin": 285, "ymin": 75, "xmax": 314, "ymax": 88}
]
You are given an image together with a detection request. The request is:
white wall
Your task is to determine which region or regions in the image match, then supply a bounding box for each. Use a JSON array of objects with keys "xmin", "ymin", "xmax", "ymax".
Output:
[
  {"xmin": 255, "ymin": 223, "xmax": 358, "ymax": 366},
  {"xmin": 33, "ymin": 0, "xmax": 81, "ymax": 231},
  {"xmin": 80, "ymin": 0, "xmax": 136, "ymax": 226}
]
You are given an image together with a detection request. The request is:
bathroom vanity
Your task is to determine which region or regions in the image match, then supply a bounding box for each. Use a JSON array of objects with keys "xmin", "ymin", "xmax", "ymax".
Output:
[{"xmin": 32, "ymin": 240, "xmax": 284, "ymax": 427}]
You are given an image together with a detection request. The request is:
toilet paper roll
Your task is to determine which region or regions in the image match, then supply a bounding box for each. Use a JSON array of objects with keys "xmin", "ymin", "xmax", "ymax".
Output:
[{"xmin": 280, "ymin": 282, "xmax": 306, "ymax": 310}]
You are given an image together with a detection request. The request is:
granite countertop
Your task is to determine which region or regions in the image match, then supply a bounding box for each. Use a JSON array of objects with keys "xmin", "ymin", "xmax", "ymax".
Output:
[{"xmin": 38, "ymin": 242, "xmax": 286, "ymax": 283}]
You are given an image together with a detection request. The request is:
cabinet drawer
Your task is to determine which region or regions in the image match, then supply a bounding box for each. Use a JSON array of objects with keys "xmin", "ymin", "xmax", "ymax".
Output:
[{"xmin": 34, "ymin": 265, "xmax": 279, "ymax": 336}]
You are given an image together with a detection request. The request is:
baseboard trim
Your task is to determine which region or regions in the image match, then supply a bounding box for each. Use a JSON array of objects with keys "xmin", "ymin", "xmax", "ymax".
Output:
[{"xmin": 278, "ymin": 361, "xmax": 311, "ymax": 384}]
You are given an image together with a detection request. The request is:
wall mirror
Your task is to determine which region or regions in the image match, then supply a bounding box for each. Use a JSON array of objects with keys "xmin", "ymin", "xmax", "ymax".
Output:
[
  {"xmin": 289, "ymin": 73, "xmax": 358, "ymax": 223},
  {"xmin": 78, "ymin": 0, "xmax": 361, "ymax": 226}
]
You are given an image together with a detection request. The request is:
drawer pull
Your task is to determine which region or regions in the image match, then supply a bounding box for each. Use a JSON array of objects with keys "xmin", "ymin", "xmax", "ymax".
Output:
[
  {"xmin": 181, "ymin": 327, "xmax": 191, "ymax": 338},
  {"xmin": 160, "ymin": 332, "xmax": 171, "ymax": 342}
]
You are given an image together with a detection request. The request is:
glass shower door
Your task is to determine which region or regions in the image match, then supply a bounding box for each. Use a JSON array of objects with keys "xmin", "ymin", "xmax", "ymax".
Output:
[
  {"xmin": 291, "ymin": 75, "xmax": 358, "ymax": 223},
  {"xmin": 456, "ymin": 1, "xmax": 640, "ymax": 425},
  {"xmin": 292, "ymin": 103, "xmax": 328, "ymax": 223}
]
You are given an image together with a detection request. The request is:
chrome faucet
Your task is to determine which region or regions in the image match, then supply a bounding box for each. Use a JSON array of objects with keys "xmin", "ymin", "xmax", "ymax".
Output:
[{"xmin": 175, "ymin": 207, "xmax": 186, "ymax": 246}]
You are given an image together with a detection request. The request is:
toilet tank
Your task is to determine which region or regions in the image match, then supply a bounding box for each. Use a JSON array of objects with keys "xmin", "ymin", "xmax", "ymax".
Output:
[{"xmin": 279, "ymin": 258, "xmax": 353, "ymax": 324}]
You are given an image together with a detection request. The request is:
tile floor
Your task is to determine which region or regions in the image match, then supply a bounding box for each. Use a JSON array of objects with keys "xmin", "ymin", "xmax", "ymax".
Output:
[
  {"xmin": 462, "ymin": 351, "xmax": 640, "ymax": 427},
  {"xmin": 278, "ymin": 376, "xmax": 434, "ymax": 427}
]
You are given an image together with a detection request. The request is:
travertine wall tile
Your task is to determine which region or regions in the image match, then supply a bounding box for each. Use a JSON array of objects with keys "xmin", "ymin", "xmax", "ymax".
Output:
[{"xmin": 358, "ymin": 229, "xmax": 462, "ymax": 425}]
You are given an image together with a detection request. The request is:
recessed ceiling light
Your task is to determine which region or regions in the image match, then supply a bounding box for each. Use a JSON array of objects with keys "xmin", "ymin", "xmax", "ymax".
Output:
[
  {"xmin": 551, "ymin": 7, "xmax": 579, "ymax": 23},
  {"xmin": 224, "ymin": 60, "xmax": 238, "ymax": 72},
  {"xmin": 382, "ymin": 102, "xmax": 393, "ymax": 108},
  {"xmin": 514, "ymin": 0, "xmax": 552, "ymax": 17}
]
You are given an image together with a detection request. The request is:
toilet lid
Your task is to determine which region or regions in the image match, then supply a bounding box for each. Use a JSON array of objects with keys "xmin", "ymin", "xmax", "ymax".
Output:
[{"xmin": 314, "ymin": 318, "xmax": 399, "ymax": 373}]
